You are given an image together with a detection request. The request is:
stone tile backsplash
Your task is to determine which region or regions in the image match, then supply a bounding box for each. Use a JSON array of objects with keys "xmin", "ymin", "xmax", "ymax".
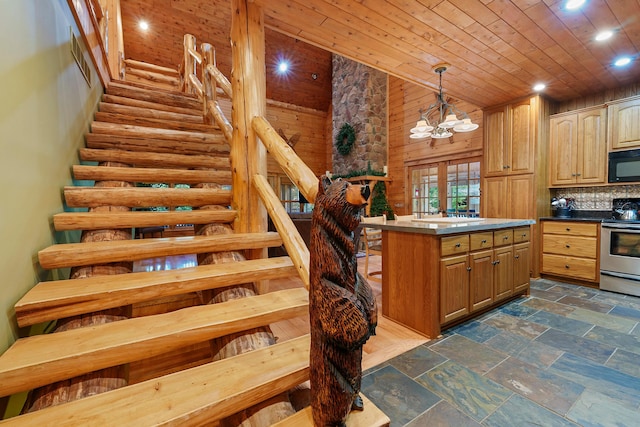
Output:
[{"xmin": 552, "ymin": 185, "xmax": 640, "ymax": 210}]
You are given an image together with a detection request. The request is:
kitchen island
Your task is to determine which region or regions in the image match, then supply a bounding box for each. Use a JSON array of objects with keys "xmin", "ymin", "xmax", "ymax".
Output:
[{"xmin": 364, "ymin": 217, "xmax": 535, "ymax": 338}]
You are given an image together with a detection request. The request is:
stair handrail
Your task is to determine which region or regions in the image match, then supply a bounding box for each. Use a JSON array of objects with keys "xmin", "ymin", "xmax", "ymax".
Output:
[
  {"xmin": 253, "ymin": 175, "xmax": 310, "ymax": 289},
  {"xmin": 180, "ymin": 34, "xmax": 233, "ymax": 141},
  {"xmin": 252, "ymin": 116, "xmax": 319, "ymax": 204}
]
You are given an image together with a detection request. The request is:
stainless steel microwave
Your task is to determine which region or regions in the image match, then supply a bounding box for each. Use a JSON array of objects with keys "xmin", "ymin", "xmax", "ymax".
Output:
[{"xmin": 609, "ymin": 149, "xmax": 640, "ymax": 183}]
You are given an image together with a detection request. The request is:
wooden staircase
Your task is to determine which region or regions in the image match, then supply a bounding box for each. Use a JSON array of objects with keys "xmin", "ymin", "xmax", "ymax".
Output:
[{"xmin": 0, "ymin": 79, "xmax": 389, "ymax": 426}]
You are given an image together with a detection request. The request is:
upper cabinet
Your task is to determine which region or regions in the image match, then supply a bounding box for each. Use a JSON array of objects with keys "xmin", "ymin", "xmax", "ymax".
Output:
[
  {"xmin": 484, "ymin": 98, "xmax": 534, "ymax": 177},
  {"xmin": 608, "ymin": 95, "xmax": 640, "ymax": 150},
  {"xmin": 549, "ymin": 106, "xmax": 607, "ymax": 187}
]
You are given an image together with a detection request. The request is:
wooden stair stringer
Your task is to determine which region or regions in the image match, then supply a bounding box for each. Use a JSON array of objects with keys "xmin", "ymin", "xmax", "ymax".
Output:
[{"xmin": 16, "ymin": 256, "xmax": 297, "ymax": 327}]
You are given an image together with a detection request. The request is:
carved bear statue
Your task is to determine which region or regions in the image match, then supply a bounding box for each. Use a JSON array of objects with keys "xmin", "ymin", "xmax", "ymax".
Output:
[{"xmin": 309, "ymin": 176, "xmax": 378, "ymax": 427}]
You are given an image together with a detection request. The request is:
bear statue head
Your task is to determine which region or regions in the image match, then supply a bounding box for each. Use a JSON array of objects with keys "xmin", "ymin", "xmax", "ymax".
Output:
[{"xmin": 315, "ymin": 175, "xmax": 371, "ymax": 232}]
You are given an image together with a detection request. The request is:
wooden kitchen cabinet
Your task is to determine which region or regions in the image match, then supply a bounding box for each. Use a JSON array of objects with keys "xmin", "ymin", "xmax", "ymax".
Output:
[
  {"xmin": 484, "ymin": 99, "xmax": 535, "ymax": 176},
  {"xmin": 608, "ymin": 95, "xmax": 640, "ymax": 149},
  {"xmin": 483, "ymin": 174, "xmax": 534, "ymax": 219},
  {"xmin": 541, "ymin": 220, "xmax": 600, "ymax": 283},
  {"xmin": 549, "ymin": 106, "xmax": 607, "ymax": 187},
  {"xmin": 440, "ymin": 254, "xmax": 470, "ymax": 324}
]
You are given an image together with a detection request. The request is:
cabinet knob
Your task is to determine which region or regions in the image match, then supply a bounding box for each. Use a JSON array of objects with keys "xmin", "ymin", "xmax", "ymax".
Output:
[
  {"xmin": 521, "ymin": 233, "xmax": 527, "ymax": 237},
  {"xmin": 565, "ymin": 264, "xmax": 570, "ymax": 269},
  {"xmin": 503, "ymin": 235, "xmax": 509, "ymax": 240},
  {"xmin": 571, "ymin": 173, "xmax": 577, "ymax": 177},
  {"xmin": 515, "ymin": 255, "xmax": 520, "ymax": 259},
  {"xmin": 455, "ymin": 242, "xmax": 461, "ymax": 247},
  {"xmin": 492, "ymin": 260, "xmax": 500, "ymax": 265},
  {"xmin": 577, "ymin": 173, "xmax": 581, "ymax": 177},
  {"xmin": 503, "ymin": 165, "xmax": 508, "ymax": 169},
  {"xmin": 566, "ymin": 227, "xmax": 571, "ymax": 231},
  {"xmin": 565, "ymin": 244, "xmax": 570, "ymax": 248},
  {"xmin": 481, "ymin": 239, "xmax": 487, "ymax": 244},
  {"xmin": 467, "ymin": 267, "xmax": 472, "ymax": 271}
]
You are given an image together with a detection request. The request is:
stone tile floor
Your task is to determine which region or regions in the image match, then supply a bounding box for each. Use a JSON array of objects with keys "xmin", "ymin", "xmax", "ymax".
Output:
[{"xmin": 362, "ymin": 279, "xmax": 640, "ymax": 426}]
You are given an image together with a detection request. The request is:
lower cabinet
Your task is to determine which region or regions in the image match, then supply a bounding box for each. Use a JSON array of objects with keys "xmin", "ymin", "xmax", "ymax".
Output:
[
  {"xmin": 541, "ymin": 220, "xmax": 599, "ymax": 283},
  {"xmin": 440, "ymin": 227, "xmax": 531, "ymax": 326}
]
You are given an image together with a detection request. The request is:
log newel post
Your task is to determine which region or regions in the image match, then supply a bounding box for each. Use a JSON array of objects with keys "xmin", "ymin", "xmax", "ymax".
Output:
[{"xmin": 230, "ymin": 0, "xmax": 267, "ymax": 250}]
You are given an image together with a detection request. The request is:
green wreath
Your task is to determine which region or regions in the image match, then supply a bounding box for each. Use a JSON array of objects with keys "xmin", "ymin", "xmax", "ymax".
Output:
[{"xmin": 336, "ymin": 123, "xmax": 356, "ymax": 156}]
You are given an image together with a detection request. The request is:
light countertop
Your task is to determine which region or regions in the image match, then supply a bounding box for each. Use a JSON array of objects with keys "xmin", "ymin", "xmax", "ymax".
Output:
[{"xmin": 362, "ymin": 217, "xmax": 536, "ymax": 235}]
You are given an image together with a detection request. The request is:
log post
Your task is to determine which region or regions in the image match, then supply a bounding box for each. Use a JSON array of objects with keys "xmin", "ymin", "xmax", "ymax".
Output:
[
  {"xmin": 230, "ymin": 0, "xmax": 267, "ymax": 243},
  {"xmin": 201, "ymin": 43, "xmax": 215, "ymax": 124},
  {"xmin": 183, "ymin": 34, "xmax": 196, "ymax": 93}
]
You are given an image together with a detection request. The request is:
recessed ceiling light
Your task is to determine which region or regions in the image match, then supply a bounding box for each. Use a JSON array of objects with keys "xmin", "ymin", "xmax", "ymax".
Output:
[
  {"xmin": 565, "ymin": 0, "xmax": 586, "ymax": 10},
  {"xmin": 614, "ymin": 56, "xmax": 632, "ymax": 67},
  {"xmin": 277, "ymin": 61, "xmax": 289, "ymax": 74},
  {"xmin": 595, "ymin": 30, "xmax": 613, "ymax": 42},
  {"xmin": 533, "ymin": 83, "xmax": 546, "ymax": 92},
  {"xmin": 139, "ymin": 20, "xmax": 149, "ymax": 31}
]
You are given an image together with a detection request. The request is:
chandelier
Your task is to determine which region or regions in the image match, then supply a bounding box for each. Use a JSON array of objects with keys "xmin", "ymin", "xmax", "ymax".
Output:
[{"xmin": 410, "ymin": 64, "xmax": 478, "ymax": 141}]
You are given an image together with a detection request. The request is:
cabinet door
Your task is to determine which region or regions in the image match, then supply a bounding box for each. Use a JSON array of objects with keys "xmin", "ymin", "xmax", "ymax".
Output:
[
  {"xmin": 507, "ymin": 174, "xmax": 534, "ymax": 219},
  {"xmin": 509, "ymin": 99, "xmax": 534, "ymax": 174},
  {"xmin": 482, "ymin": 176, "xmax": 507, "ymax": 218},
  {"xmin": 440, "ymin": 255, "xmax": 470, "ymax": 324},
  {"xmin": 484, "ymin": 107, "xmax": 508, "ymax": 176},
  {"xmin": 513, "ymin": 242, "xmax": 530, "ymax": 294},
  {"xmin": 549, "ymin": 114, "xmax": 578, "ymax": 186},
  {"xmin": 469, "ymin": 250, "xmax": 494, "ymax": 312},
  {"xmin": 609, "ymin": 97, "xmax": 640, "ymax": 149},
  {"xmin": 493, "ymin": 246, "xmax": 513, "ymax": 301},
  {"xmin": 577, "ymin": 108, "xmax": 607, "ymax": 184}
]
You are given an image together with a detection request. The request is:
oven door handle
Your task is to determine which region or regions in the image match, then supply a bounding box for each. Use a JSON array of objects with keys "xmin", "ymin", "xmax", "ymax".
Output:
[
  {"xmin": 601, "ymin": 270, "xmax": 640, "ymax": 282},
  {"xmin": 602, "ymin": 223, "xmax": 640, "ymax": 232}
]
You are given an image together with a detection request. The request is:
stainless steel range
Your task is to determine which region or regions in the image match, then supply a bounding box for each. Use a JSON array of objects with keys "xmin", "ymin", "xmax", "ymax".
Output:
[{"xmin": 600, "ymin": 198, "xmax": 640, "ymax": 296}]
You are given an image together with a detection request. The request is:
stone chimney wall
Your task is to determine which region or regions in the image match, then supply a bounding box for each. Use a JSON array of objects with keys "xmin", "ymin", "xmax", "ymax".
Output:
[{"xmin": 331, "ymin": 55, "xmax": 387, "ymax": 175}]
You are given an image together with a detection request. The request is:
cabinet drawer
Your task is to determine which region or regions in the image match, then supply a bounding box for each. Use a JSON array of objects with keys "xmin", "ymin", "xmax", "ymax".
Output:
[
  {"xmin": 542, "ymin": 254, "xmax": 598, "ymax": 282},
  {"xmin": 542, "ymin": 235, "xmax": 598, "ymax": 258},
  {"xmin": 513, "ymin": 227, "xmax": 530, "ymax": 243},
  {"xmin": 494, "ymin": 229, "xmax": 513, "ymax": 246},
  {"xmin": 543, "ymin": 221, "xmax": 598, "ymax": 237},
  {"xmin": 441, "ymin": 234, "xmax": 469, "ymax": 257},
  {"xmin": 470, "ymin": 232, "xmax": 493, "ymax": 251}
]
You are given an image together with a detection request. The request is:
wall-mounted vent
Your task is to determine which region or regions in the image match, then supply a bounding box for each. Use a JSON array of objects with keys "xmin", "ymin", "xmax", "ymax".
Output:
[{"xmin": 70, "ymin": 27, "xmax": 91, "ymax": 87}]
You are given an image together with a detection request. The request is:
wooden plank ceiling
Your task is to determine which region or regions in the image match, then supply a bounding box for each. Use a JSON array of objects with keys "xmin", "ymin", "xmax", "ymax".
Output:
[{"xmin": 121, "ymin": 0, "xmax": 640, "ymax": 109}]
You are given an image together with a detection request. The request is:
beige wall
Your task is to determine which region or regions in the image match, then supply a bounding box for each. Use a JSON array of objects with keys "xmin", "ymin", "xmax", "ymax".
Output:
[{"xmin": 0, "ymin": 0, "xmax": 103, "ymax": 353}]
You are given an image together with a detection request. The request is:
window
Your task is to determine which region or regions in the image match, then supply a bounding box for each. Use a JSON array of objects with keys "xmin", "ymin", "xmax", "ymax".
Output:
[
  {"xmin": 272, "ymin": 175, "xmax": 314, "ymax": 214},
  {"xmin": 410, "ymin": 159, "xmax": 481, "ymax": 218}
]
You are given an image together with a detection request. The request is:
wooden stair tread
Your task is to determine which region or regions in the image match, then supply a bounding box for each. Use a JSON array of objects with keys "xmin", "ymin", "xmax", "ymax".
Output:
[
  {"xmin": 90, "ymin": 121, "xmax": 227, "ymax": 145},
  {"xmin": 0, "ymin": 299, "xmax": 309, "ymax": 398},
  {"xmin": 53, "ymin": 209, "xmax": 236, "ymax": 231},
  {"xmin": 38, "ymin": 232, "xmax": 283, "ymax": 269},
  {"xmin": 111, "ymin": 79, "xmax": 190, "ymax": 97},
  {"xmin": 85, "ymin": 133, "xmax": 230, "ymax": 156},
  {"xmin": 102, "ymin": 94, "xmax": 201, "ymax": 117},
  {"xmin": 0, "ymin": 335, "xmax": 309, "ymax": 426},
  {"xmin": 273, "ymin": 394, "xmax": 390, "ymax": 427},
  {"xmin": 16, "ymin": 257, "xmax": 297, "ymax": 327},
  {"xmin": 63, "ymin": 186, "xmax": 232, "ymax": 208},
  {"xmin": 106, "ymin": 81, "xmax": 202, "ymax": 110},
  {"xmin": 80, "ymin": 148, "xmax": 230, "ymax": 169},
  {"xmin": 72, "ymin": 165, "xmax": 232, "ymax": 185},
  {"xmin": 99, "ymin": 102, "xmax": 204, "ymax": 124},
  {"xmin": 94, "ymin": 112, "xmax": 217, "ymax": 133}
]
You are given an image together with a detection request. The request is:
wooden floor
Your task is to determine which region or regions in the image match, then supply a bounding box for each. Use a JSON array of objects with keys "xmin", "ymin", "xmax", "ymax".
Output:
[{"xmin": 134, "ymin": 253, "xmax": 429, "ymax": 371}]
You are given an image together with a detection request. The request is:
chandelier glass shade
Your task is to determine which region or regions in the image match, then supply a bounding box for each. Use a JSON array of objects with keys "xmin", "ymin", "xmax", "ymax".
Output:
[{"xmin": 410, "ymin": 64, "xmax": 479, "ymax": 141}]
